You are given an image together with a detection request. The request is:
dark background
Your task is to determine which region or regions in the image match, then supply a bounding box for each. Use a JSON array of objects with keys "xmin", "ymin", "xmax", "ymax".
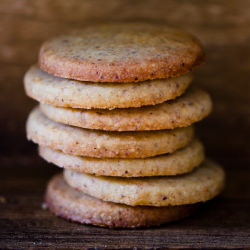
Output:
[{"xmin": 0, "ymin": 0, "xmax": 250, "ymax": 249}]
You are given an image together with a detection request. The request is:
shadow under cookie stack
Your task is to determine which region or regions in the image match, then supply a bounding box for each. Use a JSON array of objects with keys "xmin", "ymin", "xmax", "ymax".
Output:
[{"xmin": 24, "ymin": 23, "xmax": 225, "ymax": 228}]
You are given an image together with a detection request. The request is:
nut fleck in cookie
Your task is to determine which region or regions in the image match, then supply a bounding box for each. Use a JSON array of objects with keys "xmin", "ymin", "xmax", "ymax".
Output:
[
  {"xmin": 39, "ymin": 22, "xmax": 204, "ymax": 82},
  {"xmin": 45, "ymin": 174, "xmax": 200, "ymax": 228},
  {"xmin": 40, "ymin": 87, "xmax": 212, "ymax": 131},
  {"xmin": 39, "ymin": 139, "xmax": 204, "ymax": 177},
  {"xmin": 64, "ymin": 160, "xmax": 225, "ymax": 206},
  {"xmin": 27, "ymin": 107, "xmax": 194, "ymax": 158},
  {"xmin": 24, "ymin": 65, "xmax": 192, "ymax": 109}
]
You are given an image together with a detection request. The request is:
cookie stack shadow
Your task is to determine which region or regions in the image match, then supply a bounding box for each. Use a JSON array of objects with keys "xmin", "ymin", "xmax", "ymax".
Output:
[{"xmin": 24, "ymin": 23, "xmax": 225, "ymax": 228}]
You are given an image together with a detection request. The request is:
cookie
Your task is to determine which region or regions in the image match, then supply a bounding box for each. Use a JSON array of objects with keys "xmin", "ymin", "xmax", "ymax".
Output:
[
  {"xmin": 39, "ymin": 139, "xmax": 204, "ymax": 177},
  {"xmin": 45, "ymin": 174, "xmax": 200, "ymax": 228},
  {"xmin": 39, "ymin": 22, "xmax": 204, "ymax": 82},
  {"xmin": 40, "ymin": 87, "xmax": 212, "ymax": 131},
  {"xmin": 64, "ymin": 159, "xmax": 225, "ymax": 206},
  {"xmin": 24, "ymin": 65, "xmax": 192, "ymax": 109},
  {"xmin": 27, "ymin": 107, "xmax": 194, "ymax": 158}
]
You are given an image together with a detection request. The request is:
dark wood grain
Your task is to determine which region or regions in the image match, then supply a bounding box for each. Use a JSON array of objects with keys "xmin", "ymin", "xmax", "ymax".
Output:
[{"xmin": 0, "ymin": 0, "xmax": 250, "ymax": 249}]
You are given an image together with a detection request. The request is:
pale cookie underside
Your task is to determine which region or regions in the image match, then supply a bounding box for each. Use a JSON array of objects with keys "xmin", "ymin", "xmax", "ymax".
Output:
[
  {"xmin": 40, "ymin": 87, "xmax": 212, "ymax": 131},
  {"xmin": 26, "ymin": 107, "xmax": 194, "ymax": 158},
  {"xmin": 64, "ymin": 160, "xmax": 225, "ymax": 206},
  {"xmin": 39, "ymin": 22, "xmax": 204, "ymax": 82},
  {"xmin": 39, "ymin": 139, "xmax": 204, "ymax": 177},
  {"xmin": 24, "ymin": 65, "xmax": 192, "ymax": 109},
  {"xmin": 45, "ymin": 174, "xmax": 200, "ymax": 228}
]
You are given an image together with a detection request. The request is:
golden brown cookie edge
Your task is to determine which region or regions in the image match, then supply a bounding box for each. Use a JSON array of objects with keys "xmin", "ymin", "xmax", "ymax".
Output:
[{"xmin": 45, "ymin": 174, "xmax": 201, "ymax": 228}]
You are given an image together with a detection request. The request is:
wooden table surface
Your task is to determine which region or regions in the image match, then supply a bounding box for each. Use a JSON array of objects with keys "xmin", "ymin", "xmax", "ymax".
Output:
[{"xmin": 1, "ymin": 0, "xmax": 250, "ymax": 249}]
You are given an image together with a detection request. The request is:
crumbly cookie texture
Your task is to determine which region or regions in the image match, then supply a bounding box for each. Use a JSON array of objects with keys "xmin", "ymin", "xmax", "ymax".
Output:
[
  {"xmin": 64, "ymin": 159, "xmax": 225, "ymax": 206},
  {"xmin": 26, "ymin": 107, "xmax": 194, "ymax": 158},
  {"xmin": 39, "ymin": 22, "xmax": 204, "ymax": 82},
  {"xmin": 39, "ymin": 139, "xmax": 204, "ymax": 177},
  {"xmin": 40, "ymin": 87, "xmax": 212, "ymax": 131},
  {"xmin": 45, "ymin": 174, "xmax": 200, "ymax": 228},
  {"xmin": 24, "ymin": 65, "xmax": 192, "ymax": 109}
]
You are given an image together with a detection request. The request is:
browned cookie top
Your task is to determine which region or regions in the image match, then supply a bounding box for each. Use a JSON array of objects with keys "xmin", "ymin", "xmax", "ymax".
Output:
[{"xmin": 39, "ymin": 22, "xmax": 204, "ymax": 82}]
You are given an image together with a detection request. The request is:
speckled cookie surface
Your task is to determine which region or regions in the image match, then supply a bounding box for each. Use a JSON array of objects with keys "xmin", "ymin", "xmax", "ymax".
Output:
[
  {"xmin": 40, "ymin": 87, "xmax": 212, "ymax": 131},
  {"xmin": 39, "ymin": 22, "xmax": 204, "ymax": 82},
  {"xmin": 39, "ymin": 139, "xmax": 204, "ymax": 177},
  {"xmin": 45, "ymin": 174, "xmax": 200, "ymax": 228},
  {"xmin": 64, "ymin": 160, "xmax": 225, "ymax": 206},
  {"xmin": 27, "ymin": 108, "xmax": 194, "ymax": 158},
  {"xmin": 24, "ymin": 65, "xmax": 192, "ymax": 109}
]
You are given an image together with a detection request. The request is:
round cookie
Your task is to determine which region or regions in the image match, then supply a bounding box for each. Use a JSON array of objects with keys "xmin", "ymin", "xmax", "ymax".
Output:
[
  {"xmin": 64, "ymin": 160, "xmax": 225, "ymax": 206},
  {"xmin": 45, "ymin": 174, "xmax": 200, "ymax": 228},
  {"xmin": 27, "ymin": 107, "xmax": 194, "ymax": 158},
  {"xmin": 24, "ymin": 65, "xmax": 192, "ymax": 109},
  {"xmin": 40, "ymin": 87, "xmax": 212, "ymax": 131},
  {"xmin": 39, "ymin": 139, "xmax": 204, "ymax": 177},
  {"xmin": 39, "ymin": 22, "xmax": 204, "ymax": 82}
]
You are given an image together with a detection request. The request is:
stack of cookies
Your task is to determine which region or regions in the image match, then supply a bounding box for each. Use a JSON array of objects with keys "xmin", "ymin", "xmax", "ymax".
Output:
[{"xmin": 24, "ymin": 23, "xmax": 225, "ymax": 228}]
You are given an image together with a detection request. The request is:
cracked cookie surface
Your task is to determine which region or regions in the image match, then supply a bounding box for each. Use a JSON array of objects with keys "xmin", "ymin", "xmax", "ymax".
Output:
[{"xmin": 39, "ymin": 22, "xmax": 204, "ymax": 82}]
